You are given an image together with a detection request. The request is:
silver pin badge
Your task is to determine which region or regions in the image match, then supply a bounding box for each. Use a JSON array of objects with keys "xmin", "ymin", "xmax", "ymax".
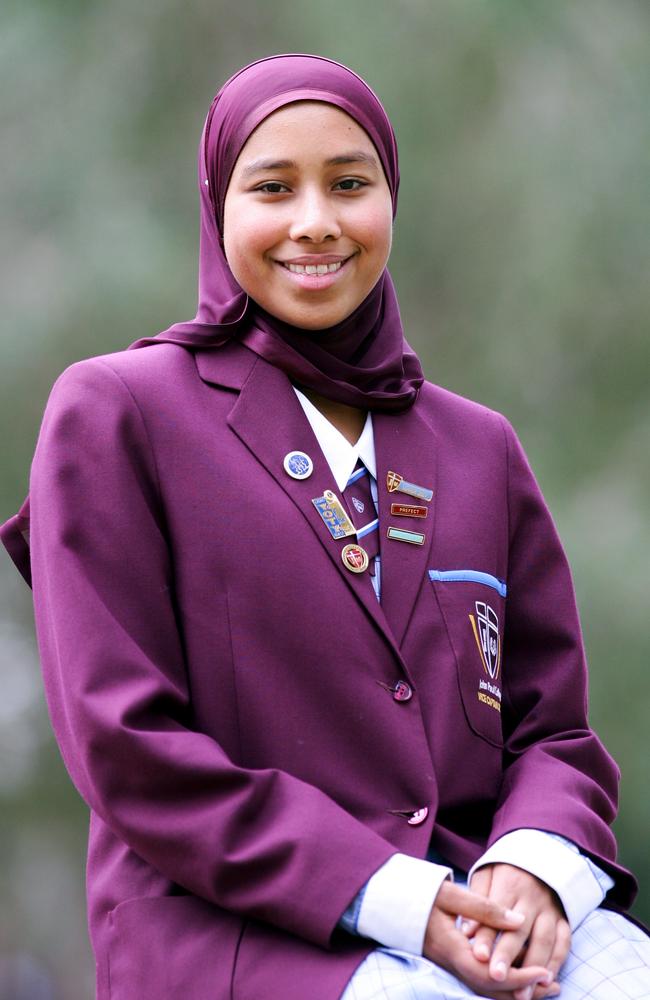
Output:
[{"xmin": 387, "ymin": 526, "xmax": 426, "ymax": 546}]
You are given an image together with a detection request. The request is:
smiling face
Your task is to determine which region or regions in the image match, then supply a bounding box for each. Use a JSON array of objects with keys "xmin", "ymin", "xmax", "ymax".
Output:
[{"xmin": 222, "ymin": 102, "xmax": 393, "ymax": 330}]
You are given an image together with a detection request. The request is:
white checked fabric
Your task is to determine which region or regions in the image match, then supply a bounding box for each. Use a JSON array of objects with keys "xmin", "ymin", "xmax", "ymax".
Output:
[{"xmin": 341, "ymin": 908, "xmax": 650, "ymax": 999}]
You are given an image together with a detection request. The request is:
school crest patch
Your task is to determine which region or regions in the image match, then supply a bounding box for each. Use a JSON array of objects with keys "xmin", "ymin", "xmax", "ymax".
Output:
[{"xmin": 469, "ymin": 601, "xmax": 501, "ymax": 680}]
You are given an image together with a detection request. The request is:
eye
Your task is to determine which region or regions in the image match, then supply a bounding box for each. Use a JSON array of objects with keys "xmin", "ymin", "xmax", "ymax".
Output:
[
  {"xmin": 334, "ymin": 178, "xmax": 367, "ymax": 192},
  {"xmin": 256, "ymin": 182, "xmax": 290, "ymax": 194}
]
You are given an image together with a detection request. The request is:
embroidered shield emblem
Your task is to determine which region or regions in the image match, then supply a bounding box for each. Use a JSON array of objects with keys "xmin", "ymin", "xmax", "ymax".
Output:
[{"xmin": 469, "ymin": 601, "xmax": 500, "ymax": 679}]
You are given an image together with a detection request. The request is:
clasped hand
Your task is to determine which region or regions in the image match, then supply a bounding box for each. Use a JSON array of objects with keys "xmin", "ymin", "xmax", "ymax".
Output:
[{"xmin": 423, "ymin": 863, "xmax": 571, "ymax": 1000}]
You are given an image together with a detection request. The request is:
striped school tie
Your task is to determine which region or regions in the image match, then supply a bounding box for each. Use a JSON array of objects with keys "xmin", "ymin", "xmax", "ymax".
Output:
[{"xmin": 343, "ymin": 460, "xmax": 379, "ymax": 574}]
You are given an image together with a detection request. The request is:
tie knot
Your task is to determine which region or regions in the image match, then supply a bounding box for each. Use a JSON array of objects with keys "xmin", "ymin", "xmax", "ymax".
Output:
[{"xmin": 346, "ymin": 461, "xmax": 368, "ymax": 489}]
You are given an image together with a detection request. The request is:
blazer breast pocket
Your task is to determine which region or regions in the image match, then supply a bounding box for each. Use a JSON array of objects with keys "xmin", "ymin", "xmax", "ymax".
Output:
[{"xmin": 428, "ymin": 570, "xmax": 506, "ymax": 748}]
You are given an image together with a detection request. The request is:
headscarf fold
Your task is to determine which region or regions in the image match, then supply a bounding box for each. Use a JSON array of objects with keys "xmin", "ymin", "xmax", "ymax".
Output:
[{"xmin": 127, "ymin": 53, "xmax": 424, "ymax": 412}]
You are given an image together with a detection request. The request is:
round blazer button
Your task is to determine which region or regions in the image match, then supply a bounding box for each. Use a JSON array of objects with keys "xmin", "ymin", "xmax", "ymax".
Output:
[
  {"xmin": 392, "ymin": 681, "xmax": 413, "ymax": 702},
  {"xmin": 407, "ymin": 807, "xmax": 429, "ymax": 826}
]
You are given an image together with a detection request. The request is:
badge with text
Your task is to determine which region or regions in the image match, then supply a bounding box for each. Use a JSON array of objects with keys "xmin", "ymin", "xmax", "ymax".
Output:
[
  {"xmin": 341, "ymin": 543, "xmax": 369, "ymax": 573},
  {"xmin": 283, "ymin": 451, "xmax": 313, "ymax": 480},
  {"xmin": 386, "ymin": 526, "xmax": 426, "ymax": 546},
  {"xmin": 386, "ymin": 471, "xmax": 433, "ymax": 502},
  {"xmin": 469, "ymin": 601, "xmax": 501, "ymax": 680},
  {"xmin": 390, "ymin": 502, "xmax": 428, "ymax": 518},
  {"xmin": 312, "ymin": 490, "xmax": 355, "ymax": 540}
]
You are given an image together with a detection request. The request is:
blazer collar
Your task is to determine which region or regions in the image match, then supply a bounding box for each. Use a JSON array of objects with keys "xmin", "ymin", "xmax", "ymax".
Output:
[
  {"xmin": 193, "ymin": 340, "xmax": 258, "ymax": 391},
  {"xmin": 193, "ymin": 342, "xmax": 437, "ymax": 656}
]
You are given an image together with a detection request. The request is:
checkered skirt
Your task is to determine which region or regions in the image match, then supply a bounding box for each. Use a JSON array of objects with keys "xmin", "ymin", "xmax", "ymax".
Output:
[{"xmin": 341, "ymin": 908, "xmax": 650, "ymax": 999}]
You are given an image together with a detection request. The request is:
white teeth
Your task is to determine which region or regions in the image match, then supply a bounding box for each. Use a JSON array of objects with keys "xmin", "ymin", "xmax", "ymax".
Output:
[{"xmin": 285, "ymin": 260, "xmax": 343, "ymax": 275}]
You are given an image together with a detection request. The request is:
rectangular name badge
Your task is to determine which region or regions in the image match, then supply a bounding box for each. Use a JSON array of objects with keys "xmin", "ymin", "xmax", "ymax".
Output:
[
  {"xmin": 312, "ymin": 492, "xmax": 356, "ymax": 540},
  {"xmin": 386, "ymin": 471, "xmax": 433, "ymax": 503},
  {"xmin": 387, "ymin": 526, "xmax": 426, "ymax": 546},
  {"xmin": 390, "ymin": 503, "xmax": 428, "ymax": 518}
]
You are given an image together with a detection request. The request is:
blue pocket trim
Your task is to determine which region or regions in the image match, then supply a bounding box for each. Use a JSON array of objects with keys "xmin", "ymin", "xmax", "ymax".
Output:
[{"xmin": 428, "ymin": 569, "xmax": 507, "ymax": 597}]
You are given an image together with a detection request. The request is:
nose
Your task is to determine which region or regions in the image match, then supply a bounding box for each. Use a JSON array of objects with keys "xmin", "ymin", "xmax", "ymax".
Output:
[{"xmin": 288, "ymin": 189, "xmax": 342, "ymax": 243}]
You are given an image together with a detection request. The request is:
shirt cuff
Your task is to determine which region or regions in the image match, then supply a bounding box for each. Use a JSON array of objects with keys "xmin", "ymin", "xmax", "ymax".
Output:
[
  {"xmin": 354, "ymin": 853, "xmax": 453, "ymax": 955},
  {"xmin": 467, "ymin": 829, "xmax": 614, "ymax": 930}
]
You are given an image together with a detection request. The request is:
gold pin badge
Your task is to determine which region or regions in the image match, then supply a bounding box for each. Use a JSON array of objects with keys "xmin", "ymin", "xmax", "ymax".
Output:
[
  {"xmin": 386, "ymin": 471, "xmax": 433, "ymax": 502},
  {"xmin": 312, "ymin": 491, "xmax": 355, "ymax": 540},
  {"xmin": 341, "ymin": 543, "xmax": 369, "ymax": 573}
]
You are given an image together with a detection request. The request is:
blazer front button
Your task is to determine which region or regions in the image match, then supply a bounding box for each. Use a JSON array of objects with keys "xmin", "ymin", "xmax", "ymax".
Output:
[
  {"xmin": 407, "ymin": 806, "xmax": 429, "ymax": 826},
  {"xmin": 393, "ymin": 680, "xmax": 413, "ymax": 702}
]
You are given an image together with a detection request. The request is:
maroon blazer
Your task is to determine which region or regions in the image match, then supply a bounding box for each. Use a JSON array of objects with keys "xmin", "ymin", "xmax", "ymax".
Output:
[{"xmin": 1, "ymin": 341, "xmax": 636, "ymax": 999}]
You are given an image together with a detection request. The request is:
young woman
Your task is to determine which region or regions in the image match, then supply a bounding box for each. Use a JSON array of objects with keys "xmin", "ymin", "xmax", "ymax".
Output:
[{"xmin": 2, "ymin": 54, "xmax": 648, "ymax": 1000}]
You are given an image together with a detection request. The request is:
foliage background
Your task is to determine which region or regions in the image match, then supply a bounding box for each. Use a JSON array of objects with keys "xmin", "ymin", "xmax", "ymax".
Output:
[{"xmin": 1, "ymin": 1, "xmax": 648, "ymax": 995}]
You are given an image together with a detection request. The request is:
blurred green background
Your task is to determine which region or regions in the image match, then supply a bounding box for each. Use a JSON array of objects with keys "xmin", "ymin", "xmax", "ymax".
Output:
[{"xmin": 1, "ymin": 1, "xmax": 648, "ymax": 995}]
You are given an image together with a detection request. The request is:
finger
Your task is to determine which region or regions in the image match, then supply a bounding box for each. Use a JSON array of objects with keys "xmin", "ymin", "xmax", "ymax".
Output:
[
  {"xmin": 489, "ymin": 926, "xmax": 539, "ymax": 984},
  {"xmin": 471, "ymin": 923, "xmax": 498, "ymax": 963},
  {"xmin": 463, "ymin": 867, "xmax": 493, "ymax": 937},
  {"xmin": 519, "ymin": 912, "xmax": 558, "ymax": 975},
  {"xmin": 528, "ymin": 919, "xmax": 571, "ymax": 999},
  {"xmin": 427, "ymin": 916, "xmax": 550, "ymax": 999},
  {"xmin": 436, "ymin": 881, "xmax": 526, "ymax": 932},
  {"xmin": 454, "ymin": 942, "xmax": 551, "ymax": 997},
  {"xmin": 531, "ymin": 982, "xmax": 561, "ymax": 1000},
  {"xmin": 544, "ymin": 918, "xmax": 571, "ymax": 983},
  {"xmin": 514, "ymin": 980, "xmax": 557, "ymax": 1000}
]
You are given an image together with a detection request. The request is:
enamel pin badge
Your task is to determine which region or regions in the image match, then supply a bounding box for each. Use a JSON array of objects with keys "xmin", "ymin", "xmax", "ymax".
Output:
[
  {"xmin": 341, "ymin": 543, "xmax": 369, "ymax": 573},
  {"xmin": 387, "ymin": 526, "xmax": 426, "ymax": 546},
  {"xmin": 283, "ymin": 451, "xmax": 313, "ymax": 480},
  {"xmin": 312, "ymin": 490, "xmax": 356, "ymax": 540},
  {"xmin": 390, "ymin": 502, "xmax": 428, "ymax": 518},
  {"xmin": 386, "ymin": 471, "xmax": 433, "ymax": 503}
]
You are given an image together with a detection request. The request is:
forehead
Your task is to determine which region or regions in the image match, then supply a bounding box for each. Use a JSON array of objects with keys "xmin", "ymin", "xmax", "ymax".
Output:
[{"xmin": 234, "ymin": 101, "xmax": 377, "ymax": 163}]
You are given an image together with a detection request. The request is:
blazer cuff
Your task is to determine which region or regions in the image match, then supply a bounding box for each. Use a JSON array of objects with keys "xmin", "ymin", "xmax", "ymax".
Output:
[
  {"xmin": 355, "ymin": 853, "xmax": 453, "ymax": 955},
  {"xmin": 468, "ymin": 829, "xmax": 614, "ymax": 930}
]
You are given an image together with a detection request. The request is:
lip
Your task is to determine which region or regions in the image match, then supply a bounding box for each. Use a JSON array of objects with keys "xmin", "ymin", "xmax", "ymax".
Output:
[
  {"xmin": 279, "ymin": 254, "xmax": 351, "ymax": 265},
  {"xmin": 274, "ymin": 253, "xmax": 355, "ymax": 291}
]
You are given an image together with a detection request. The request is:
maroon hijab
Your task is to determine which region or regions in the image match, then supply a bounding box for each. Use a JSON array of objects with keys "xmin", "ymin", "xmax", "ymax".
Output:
[
  {"xmin": 128, "ymin": 53, "xmax": 424, "ymax": 411},
  {"xmin": 1, "ymin": 54, "xmax": 425, "ymax": 588}
]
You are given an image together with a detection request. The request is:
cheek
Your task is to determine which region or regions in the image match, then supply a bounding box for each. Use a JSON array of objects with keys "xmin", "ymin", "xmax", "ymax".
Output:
[
  {"xmin": 223, "ymin": 201, "xmax": 276, "ymax": 277},
  {"xmin": 353, "ymin": 201, "xmax": 393, "ymax": 262}
]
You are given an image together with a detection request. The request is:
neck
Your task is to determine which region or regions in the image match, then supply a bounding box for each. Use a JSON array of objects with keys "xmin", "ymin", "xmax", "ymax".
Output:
[{"xmin": 299, "ymin": 388, "xmax": 367, "ymax": 445}]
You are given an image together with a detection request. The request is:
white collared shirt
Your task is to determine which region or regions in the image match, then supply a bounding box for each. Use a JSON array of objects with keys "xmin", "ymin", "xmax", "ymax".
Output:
[{"xmin": 293, "ymin": 385, "xmax": 613, "ymax": 954}]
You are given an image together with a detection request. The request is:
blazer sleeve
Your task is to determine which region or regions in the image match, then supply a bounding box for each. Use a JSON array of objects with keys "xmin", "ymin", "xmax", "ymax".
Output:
[
  {"xmin": 28, "ymin": 358, "xmax": 396, "ymax": 947},
  {"xmin": 490, "ymin": 416, "xmax": 637, "ymax": 908}
]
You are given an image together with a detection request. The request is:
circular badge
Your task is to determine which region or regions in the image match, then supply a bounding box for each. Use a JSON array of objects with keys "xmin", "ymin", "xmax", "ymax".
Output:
[
  {"xmin": 341, "ymin": 543, "xmax": 369, "ymax": 574},
  {"xmin": 283, "ymin": 451, "xmax": 313, "ymax": 480}
]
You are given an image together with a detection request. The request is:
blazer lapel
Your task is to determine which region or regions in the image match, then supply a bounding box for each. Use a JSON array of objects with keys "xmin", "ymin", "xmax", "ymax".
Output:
[
  {"xmin": 373, "ymin": 405, "xmax": 439, "ymax": 646},
  {"xmin": 194, "ymin": 345, "xmax": 405, "ymax": 664}
]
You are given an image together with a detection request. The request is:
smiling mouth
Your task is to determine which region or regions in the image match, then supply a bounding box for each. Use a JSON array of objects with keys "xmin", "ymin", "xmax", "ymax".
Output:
[{"xmin": 280, "ymin": 256, "xmax": 352, "ymax": 276}]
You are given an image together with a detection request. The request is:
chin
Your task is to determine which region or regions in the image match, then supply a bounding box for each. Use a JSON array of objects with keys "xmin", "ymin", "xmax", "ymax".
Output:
[{"xmin": 281, "ymin": 303, "xmax": 356, "ymax": 331}]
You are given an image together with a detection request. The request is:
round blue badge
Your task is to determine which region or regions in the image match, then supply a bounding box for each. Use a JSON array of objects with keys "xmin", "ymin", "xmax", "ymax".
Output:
[{"xmin": 283, "ymin": 451, "xmax": 313, "ymax": 480}]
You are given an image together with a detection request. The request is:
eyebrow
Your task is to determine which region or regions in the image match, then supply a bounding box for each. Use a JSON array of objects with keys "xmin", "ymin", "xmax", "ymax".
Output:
[{"xmin": 239, "ymin": 150, "xmax": 379, "ymax": 179}]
